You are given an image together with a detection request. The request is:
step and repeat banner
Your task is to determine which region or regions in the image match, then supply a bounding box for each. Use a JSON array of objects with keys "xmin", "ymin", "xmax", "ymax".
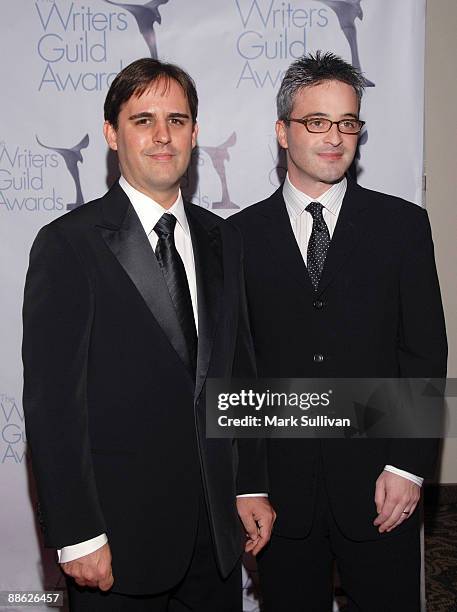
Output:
[{"xmin": 1, "ymin": 1, "xmax": 426, "ymax": 610}]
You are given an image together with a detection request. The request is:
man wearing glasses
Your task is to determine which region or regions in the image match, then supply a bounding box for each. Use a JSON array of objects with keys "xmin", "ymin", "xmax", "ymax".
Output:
[{"xmin": 231, "ymin": 52, "xmax": 447, "ymax": 610}]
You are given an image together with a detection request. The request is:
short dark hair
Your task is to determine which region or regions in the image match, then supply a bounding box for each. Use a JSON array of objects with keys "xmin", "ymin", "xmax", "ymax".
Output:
[
  {"xmin": 277, "ymin": 51, "xmax": 365, "ymax": 120},
  {"xmin": 104, "ymin": 58, "xmax": 198, "ymax": 129}
]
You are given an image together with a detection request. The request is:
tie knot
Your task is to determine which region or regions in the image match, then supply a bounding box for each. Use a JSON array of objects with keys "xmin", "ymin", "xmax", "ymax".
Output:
[
  {"xmin": 154, "ymin": 213, "xmax": 176, "ymax": 239},
  {"xmin": 306, "ymin": 201, "xmax": 324, "ymax": 219}
]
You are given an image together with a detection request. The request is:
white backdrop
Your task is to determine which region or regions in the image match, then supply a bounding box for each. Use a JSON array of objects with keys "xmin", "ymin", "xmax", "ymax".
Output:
[{"xmin": 0, "ymin": 1, "xmax": 426, "ymax": 610}]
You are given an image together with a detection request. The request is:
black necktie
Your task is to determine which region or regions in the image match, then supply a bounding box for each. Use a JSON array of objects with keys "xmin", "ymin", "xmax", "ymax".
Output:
[
  {"xmin": 306, "ymin": 201, "xmax": 331, "ymax": 290},
  {"xmin": 154, "ymin": 213, "xmax": 198, "ymax": 371}
]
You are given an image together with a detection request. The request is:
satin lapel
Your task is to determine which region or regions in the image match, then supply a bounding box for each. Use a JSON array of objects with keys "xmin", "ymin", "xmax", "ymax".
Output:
[
  {"xmin": 97, "ymin": 185, "xmax": 193, "ymax": 375},
  {"xmin": 317, "ymin": 178, "xmax": 369, "ymax": 295},
  {"xmin": 185, "ymin": 204, "xmax": 223, "ymax": 401},
  {"xmin": 259, "ymin": 188, "xmax": 315, "ymax": 294}
]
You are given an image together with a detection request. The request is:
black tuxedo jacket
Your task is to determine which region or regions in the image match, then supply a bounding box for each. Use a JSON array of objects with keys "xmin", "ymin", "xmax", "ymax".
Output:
[
  {"xmin": 22, "ymin": 182, "xmax": 266, "ymax": 594},
  {"xmin": 231, "ymin": 177, "xmax": 447, "ymax": 541}
]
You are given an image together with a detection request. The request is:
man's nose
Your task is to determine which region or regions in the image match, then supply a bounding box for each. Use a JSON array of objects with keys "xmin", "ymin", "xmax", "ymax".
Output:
[
  {"xmin": 324, "ymin": 123, "xmax": 343, "ymax": 146},
  {"xmin": 153, "ymin": 120, "xmax": 171, "ymax": 144}
]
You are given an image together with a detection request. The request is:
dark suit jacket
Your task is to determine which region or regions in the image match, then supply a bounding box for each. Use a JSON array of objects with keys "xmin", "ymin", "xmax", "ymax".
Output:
[
  {"xmin": 231, "ymin": 177, "xmax": 447, "ymax": 542},
  {"xmin": 22, "ymin": 182, "xmax": 266, "ymax": 594}
]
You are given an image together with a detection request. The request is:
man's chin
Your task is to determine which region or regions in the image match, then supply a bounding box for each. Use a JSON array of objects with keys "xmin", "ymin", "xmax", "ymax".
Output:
[
  {"xmin": 145, "ymin": 173, "xmax": 182, "ymax": 191},
  {"xmin": 319, "ymin": 172, "xmax": 346, "ymax": 185},
  {"xmin": 313, "ymin": 161, "xmax": 350, "ymax": 185}
]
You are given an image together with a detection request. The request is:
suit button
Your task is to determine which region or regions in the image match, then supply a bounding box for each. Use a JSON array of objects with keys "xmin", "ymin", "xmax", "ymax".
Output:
[
  {"xmin": 313, "ymin": 354, "xmax": 325, "ymax": 363},
  {"xmin": 313, "ymin": 300, "xmax": 324, "ymax": 309}
]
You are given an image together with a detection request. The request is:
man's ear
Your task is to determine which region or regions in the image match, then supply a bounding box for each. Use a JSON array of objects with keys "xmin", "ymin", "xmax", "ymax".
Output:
[
  {"xmin": 275, "ymin": 120, "xmax": 288, "ymax": 150},
  {"xmin": 191, "ymin": 122, "xmax": 199, "ymax": 149},
  {"xmin": 103, "ymin": 121, "xmax": 118, "ymax": 151}
]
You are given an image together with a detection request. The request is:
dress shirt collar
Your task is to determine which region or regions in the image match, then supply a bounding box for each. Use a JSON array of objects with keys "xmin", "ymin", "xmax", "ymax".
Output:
[
  {"xmin": 119, "ymin": 175, "xmax": 190, "ymax": 238},
  {"xmin": 283, "ymin": 173, "xmax": 347, "ymax": 219}
]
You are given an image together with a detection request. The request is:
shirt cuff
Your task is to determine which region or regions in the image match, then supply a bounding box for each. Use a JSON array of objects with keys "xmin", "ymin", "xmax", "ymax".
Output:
[
  {"xmin": 57, "ymin": 533, "xmax": 108, "ymax": 563},
  {"xmin": 236, "ymin": 493, "xmax": 268, "ymax": 497},
  {"xmin": 384, "ymin": 465, "xmax": 423, "ymax": 487}
]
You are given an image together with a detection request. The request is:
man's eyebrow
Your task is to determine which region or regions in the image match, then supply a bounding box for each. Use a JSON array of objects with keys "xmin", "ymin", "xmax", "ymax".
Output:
[
  {"xmin": 128, "ymin": 112, "xmax": 153, "ymax": 121},
  {"xmin": 128, "ymin": 111, "xmax": 191, "ymax": 121},
  {"xmin": 302, "ymin": 112, "xmax": 329, "ymax": 118},
  {"xmin": 168, "ymin": 112, "xmax": 190, "ymax": 120},
  {"xmin": 301, "ymin": 112, "xmax": 359, "ymax": 119}
]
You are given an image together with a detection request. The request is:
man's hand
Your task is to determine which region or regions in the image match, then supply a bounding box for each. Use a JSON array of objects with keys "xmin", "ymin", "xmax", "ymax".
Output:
[
  {"xmin": 373, "ymin": 471, "xmax": 421, "ymax": 534},
  {"xmin": 236, "ymin": 497, "xmax": 276, "ymax": 555},
  {"xmin": 61, "ymin": 543, "xmax": 114, "ymax": 591}
]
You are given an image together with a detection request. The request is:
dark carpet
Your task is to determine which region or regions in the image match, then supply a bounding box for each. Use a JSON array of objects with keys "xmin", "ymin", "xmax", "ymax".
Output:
[{"xmin": 424, "ymin": 490, "xmax": 457, "ymax": 612}]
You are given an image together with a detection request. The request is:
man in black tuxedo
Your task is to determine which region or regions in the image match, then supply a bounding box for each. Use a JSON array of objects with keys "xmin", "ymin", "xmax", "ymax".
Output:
[
  {"xmin": 22, "ymin": 58, "xmax": 274, "ymax": 611},
  {"xmin": 231, "ymin": 52, "xmax": 447, "ymax": 611}
]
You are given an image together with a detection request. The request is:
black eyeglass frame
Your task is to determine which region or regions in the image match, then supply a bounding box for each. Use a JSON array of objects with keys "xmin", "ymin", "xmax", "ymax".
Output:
[{"xmin": 285, "ymin": 117, "xmax": 366, "ymax": 134}]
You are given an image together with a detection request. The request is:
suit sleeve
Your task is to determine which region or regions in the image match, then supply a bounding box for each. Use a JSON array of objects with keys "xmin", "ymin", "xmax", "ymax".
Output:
[
  {"xmin": 22, "ymin": 224, "xmax": 106, "ymax": 548},
  {"xmin": 232, "ymin": 231, "xmax": 269, "ymax": 495},
  {"xmin": 387, "ymin": 209, "xmax": 447, "ymax": 478}
]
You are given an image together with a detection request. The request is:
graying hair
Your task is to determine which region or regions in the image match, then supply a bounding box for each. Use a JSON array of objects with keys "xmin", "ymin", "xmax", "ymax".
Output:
[{"xmin": 277, "ymin": 51, "xmax": 365, "ymax": 120}]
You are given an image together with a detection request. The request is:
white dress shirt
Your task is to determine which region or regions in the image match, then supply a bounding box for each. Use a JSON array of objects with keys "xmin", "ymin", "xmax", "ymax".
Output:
[
  {"xmin": 283, "ymin": 172, "xmax": 345, "ymax": 263},
  {"xmin": 282, "ymin": 173, "xmax": 423, "ymax": 489},
  {"xmin": 58, "ymin": 177, "xmax": 264, "ymax": 563},
  {"xmin": 120, "ymin": 176, "xmax": 199, "ymax": 327}
]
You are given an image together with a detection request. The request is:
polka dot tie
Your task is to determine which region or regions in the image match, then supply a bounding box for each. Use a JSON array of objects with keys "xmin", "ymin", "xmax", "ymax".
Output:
[{"xmin": 306, "ymin": 201, "xmax": 331, "ymax": 290}]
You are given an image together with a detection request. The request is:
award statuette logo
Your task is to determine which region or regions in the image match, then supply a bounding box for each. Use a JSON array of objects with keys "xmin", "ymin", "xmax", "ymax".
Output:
[
  {"xmin": 200, "ymin": 132, "xmax": 239, "ymax": 210},
  {"xmin": 36, "ymin": 134, "xmax": 89, "ymax": 210},
  {"xmin": 313, "ymin": 0, "xmax": 375, "ymax": 87},
  {"xmin": 102, "ymin": 0, "xmax": 169, "ymax": 58}
]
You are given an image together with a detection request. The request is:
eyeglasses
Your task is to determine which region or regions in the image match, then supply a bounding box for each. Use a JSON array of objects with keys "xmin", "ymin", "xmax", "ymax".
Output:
[{"xmin": 286, "ymin": 117, "xmax": 365, "ymax": 134}]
